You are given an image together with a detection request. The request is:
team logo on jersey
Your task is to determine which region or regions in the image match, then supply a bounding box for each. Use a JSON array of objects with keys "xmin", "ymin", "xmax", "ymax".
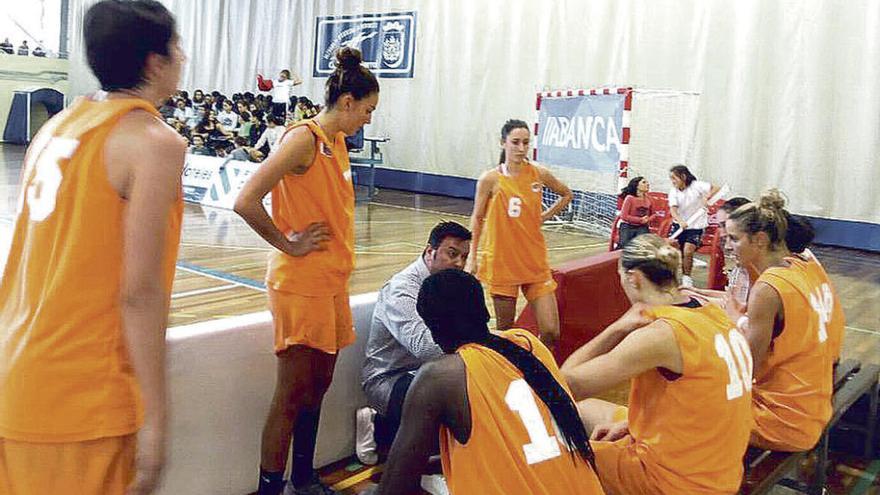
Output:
[
  {"xmin": 320, "ymin": 142, "xmax": 333, "ymax": 157},
  {"xmin": 531, "ymin": 182, "xmax": 542, "ymax": 193}
]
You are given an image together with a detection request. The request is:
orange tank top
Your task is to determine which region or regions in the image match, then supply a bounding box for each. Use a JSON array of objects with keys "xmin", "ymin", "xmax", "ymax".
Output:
[
  {"xmin": 752, "ymin": 256, "xmax": 844, "ymax": 450},
  {"xmin": 267, "ymin": 119, "xmax": 355, "ymax": 296},
  {"xmin": 477, "ymin": 162, "xmax": 551, "ymax": 286},
  {"xmin": 627, "ymin": 303, "xmax": 753, "ymax": 494},
  {"xmin": 440, "ymin": 329, "xmax": 604, "ymax": 495},
  {"xmin": 0, "ymin": 97, "xmax": 183, "ymax": 442}
]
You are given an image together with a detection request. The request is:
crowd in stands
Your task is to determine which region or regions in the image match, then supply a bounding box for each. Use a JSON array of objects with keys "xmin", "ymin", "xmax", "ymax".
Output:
[
  {"xmin": 1, "ymin": 38, "xmax": 49, "ymax": 57},
  {"xmin": 159, "ymin": 88, "xmax": 321, "ymax": 161}
]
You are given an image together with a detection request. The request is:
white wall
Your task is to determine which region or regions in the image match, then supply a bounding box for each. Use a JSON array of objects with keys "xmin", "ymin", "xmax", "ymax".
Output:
[{"xmin": 68, "ymin": 0, "xmax": 880, "ymax": 223}]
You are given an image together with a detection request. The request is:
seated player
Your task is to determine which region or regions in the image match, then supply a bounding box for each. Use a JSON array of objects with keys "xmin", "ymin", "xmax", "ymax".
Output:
[
  {"xmin": 358, "ymin": 222, "xmax": 471, "ymax": 463},
  {"xmin": 561, "ymin": 234, "xmax": 752, "ymax": 495},
  {"xmin": 374, "ymin": 270, "xmax": 604, "ymax": 495},
  {"xmin": 724, "ymin": 190, "xmax": 844, "ymax": 451}
]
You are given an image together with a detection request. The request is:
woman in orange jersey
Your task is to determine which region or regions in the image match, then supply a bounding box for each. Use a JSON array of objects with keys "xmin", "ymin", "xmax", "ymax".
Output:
[
  {"xmin": 466, "ymin": 119, "xmax": 572, "ymax": 348},
  {"xmin": 234, "ymin": 48, "xmax": 378, "ymax": 495},
  {"xmin": 374, "ymin": 269, "xmax": 604, "ymax": 495},
  {"xmin": 724, "ymin": 190, "xmax": 844, "ymax": 452},
  {"xmin": 561, "ymin": 234, "xmax": 753, "ymax": 495},
  {"xmin": 0, "ymin": 2, "xmax": 186, "ymax": 494}
]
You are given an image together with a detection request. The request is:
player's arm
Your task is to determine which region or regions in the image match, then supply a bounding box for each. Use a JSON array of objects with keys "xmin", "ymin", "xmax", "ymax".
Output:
[
  {"xmin": 561, "ymin": 303, "xmax": 651, "ymax": 372},
  {"xmin": 108, "ymin": 113, "xmax": 186, "ymax": 494},
  {"xmin": 669, "ymin": 205, "xmax": 686, "ymax": 229},
  {"xmin": 536, "ymin": 165, "xmax": 572, "ymax": 222},
  {"xmin": 739, "ymin": 281, "xmax": 782, "ymax": 367},
  {"xmin": 377, "ymin": 357, "xmax": 466, "ymax": 495},
  {"xmin": 564, "ymin": 320, "xmax": 682, "ymax": 400},
  {"xmin": 705, "ymin": 182, "xmax": 722, "ymax": 205},
  {"xmin": 464, "ymin": 170, "xmax": 497, "ymax": 274},
  {"xmin": 233, "ymin": 127, "xmax": 329, "ymax": 257}
]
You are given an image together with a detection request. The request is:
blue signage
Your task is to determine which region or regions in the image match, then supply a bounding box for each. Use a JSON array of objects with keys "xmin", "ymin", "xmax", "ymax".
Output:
[
  {"xmin": 536, "ymin": 94, "xmax": 625, "ymax": 172},
  {"xmin": 313, "ymin": 11, "xmax": 417, "ymax": 78}
]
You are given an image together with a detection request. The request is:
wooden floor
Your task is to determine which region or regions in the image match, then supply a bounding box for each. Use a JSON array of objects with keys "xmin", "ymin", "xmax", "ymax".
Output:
[{"xmin": 3, "ymin": 143, "xmax": 880, "ymax": 493}]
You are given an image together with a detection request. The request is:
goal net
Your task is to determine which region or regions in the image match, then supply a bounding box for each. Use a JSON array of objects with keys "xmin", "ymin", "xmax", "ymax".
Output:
[{"xmin": 535, "ymin": 87, "xmax": 700, "ymax": 237}]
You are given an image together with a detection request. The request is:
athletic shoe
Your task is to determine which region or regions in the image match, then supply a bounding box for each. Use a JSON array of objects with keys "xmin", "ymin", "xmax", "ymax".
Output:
[
  {"xmin": 285, "ymin": 475, "xmax": 336, "ymax": 495},
  {"xmin": 681, "ymin": 275, "xmax": 694, "ymax": 288},
  {"xmin": 355, "ymin": 406, "xmax": 379, "ymax": 465}
]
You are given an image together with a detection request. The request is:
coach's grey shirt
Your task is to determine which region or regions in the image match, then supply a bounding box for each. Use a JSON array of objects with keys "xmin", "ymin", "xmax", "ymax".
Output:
[{"xmin": 361, "ymin": 256, "xmax": 443, "ymax": 414}]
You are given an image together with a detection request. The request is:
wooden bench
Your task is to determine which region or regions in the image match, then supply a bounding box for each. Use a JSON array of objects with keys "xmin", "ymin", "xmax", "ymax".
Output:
[{"xmin": 740, "ymin": 359, "xmax": 880, "ymax": 494}]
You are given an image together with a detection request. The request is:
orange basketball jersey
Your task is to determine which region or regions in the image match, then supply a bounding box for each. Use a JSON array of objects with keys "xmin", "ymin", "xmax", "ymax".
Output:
[
  {"xmin": 477, "ymin": 162, "xmax": 551, "ymax": 286},
  {"xmin": 0, "ymin": 97, "xmax": 183, "ymax": 442},
  {"xmin": 626, "ymin": 303, "xmax": 753, "ymax": 494},
  {"xmin": 267, "ymin": 119, "xmax": 355, "ymax": 296},
  {"xmin": 440, "ymin": 329, "xmax": 604, "ymax": 495},
  {"xmin": 751, "ymin": 255, "xmax": 844, "ymax": 451}
]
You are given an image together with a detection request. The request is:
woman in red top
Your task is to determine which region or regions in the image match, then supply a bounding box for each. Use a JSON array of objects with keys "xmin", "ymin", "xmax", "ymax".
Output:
[{"xmin": 616, "ymin": 176, "xmax": 656, "ymax": 249}]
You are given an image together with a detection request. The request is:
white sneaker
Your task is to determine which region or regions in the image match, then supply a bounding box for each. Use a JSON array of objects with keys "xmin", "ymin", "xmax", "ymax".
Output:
[
  {"xmin": 420, "ymin": 474, "xmax": 449, "ymax": 495},
  {"xmin": 355, "ymin": 407, "xmax": 378, "ymax": 465},
  {"xmin": 681, "ymin": 275, "xmax": 694, "ymax": 288}
]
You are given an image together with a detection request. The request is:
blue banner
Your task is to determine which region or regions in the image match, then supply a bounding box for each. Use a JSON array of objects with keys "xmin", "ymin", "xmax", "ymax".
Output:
[
  {"xmin": 313, "ymin": 12, "xmax": 417, "ymax": 78},
  {"xmin": 536, "ymin": 94, "xmax": 625, "ymax": 172}
]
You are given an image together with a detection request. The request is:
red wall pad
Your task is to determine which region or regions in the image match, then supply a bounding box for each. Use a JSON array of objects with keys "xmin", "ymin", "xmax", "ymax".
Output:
[{"xmin": 515, "ymin": 251, "xmax": 631, "ymax": 364}]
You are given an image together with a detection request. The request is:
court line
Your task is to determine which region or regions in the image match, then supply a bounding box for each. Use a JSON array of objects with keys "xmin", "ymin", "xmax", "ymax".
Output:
[
  {"xmin": 171, "ymin": 283, "xmax": 238, "ymax": 300},
  {"xmin": 175, "ymin": 261, "xmax": 266, "ymax": 291},
  {"xmin": 846, "ymin": 325, "xmax": 880, "ymax": 336},
  {"xmin": 180, "ymin": 242, "xmax": 272, "ymax": 252},
  {"xmin": 370, "ymin": 201, "xmax": 469, "ymax": 219}
]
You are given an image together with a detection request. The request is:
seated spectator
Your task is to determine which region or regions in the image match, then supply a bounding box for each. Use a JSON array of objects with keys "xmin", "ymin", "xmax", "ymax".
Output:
[
  {"xmin": 253, "ymin": 115, "xmax": 285, "ymax": 155},
  {"xmin": 616, "ymin": 176, "xmax": 657, "ymax": 249},
  {"xmin": 17, "ymin": 40, "xmax": 28, "ymax": 56},
  {"xmin": 192, "ymin": 89, "xmax": 206, "ymax": 110},
  {"xmin": 159, "ymin": 98, "xmax": 177, "ymax": 120},
  {"xmin": 247, "ymin": 110, "xmax": 266, "ymax": 147},
  {"xmin": 32, "ymin": 45, "xmax": 46, "ymax": 57},
  {"xmin": 358, "ymin": 222, "xmax": 472, "ymax": 464},
  {"xmin": 236, "ymin": 111, "xmax": 253, "ymax": 140},
  {"xmin": 171, "ymin": 120, "xmax": 191, "ymax": 141},
  {"xmin": 187, "ymin": 105, "xmax": 205, "ymax": 129},
  {"xmin": 172, "ymin": 98, "xmax": 193, "ymax": 123},
  {"xmin": 189, "ymin": 135, "xmax": 214, "ymax": 156},
  {"xmin": 235, "ymin": 101, "xmax": 248, "ymax": 115},
  {"xmin": 0, "ymin": 38, "xmax": 13, "ymax": 54},
  {"xmin": 229, "ymin": 136, "xmax": 263, "ymax": 162},
  {"xmin": 216, "ymin": 99, "xmax": 238, "ymax": 131}
]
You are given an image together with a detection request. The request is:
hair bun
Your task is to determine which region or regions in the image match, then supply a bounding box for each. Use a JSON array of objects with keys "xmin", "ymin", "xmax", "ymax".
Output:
[
  {"xmin": 758, "ymin": 188, "xmax": 786, "ymax": 211},
  {"xmin": 336, "ymin": 47, "xmax": 363, "ymax": 71},
  {"xmin": 655, "ymin": 244, "xmax": 681, "ymax": 267}
]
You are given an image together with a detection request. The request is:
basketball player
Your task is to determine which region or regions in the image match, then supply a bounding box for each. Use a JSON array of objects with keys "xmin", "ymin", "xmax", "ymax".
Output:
[
  {"xmin": 724, "ymin": 190, "xmax": 844, "ymax": 451},
  {"xmin": 234, "ymin": 47, "xmax": 378, "ymax": 495},
  {"xmin": 561, "ymin": 234, "xmax": 752, "ymax": 494},
  {"xmin": 374, "ymin": 269, "xmax": 604, "ymax": 495},
  {"xmin": 0, "ymin": 2, "xmax": 186, "ymax": 494},
  {"xmin": 466, "ymin": 119, "xmax": 572, "ymax": 349}
]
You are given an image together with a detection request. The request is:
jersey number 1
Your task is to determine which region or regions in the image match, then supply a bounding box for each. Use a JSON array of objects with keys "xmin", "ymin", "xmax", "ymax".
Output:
[{"xmin": 505, "ymin": 379, "xmax": 562, "ymax": 465}]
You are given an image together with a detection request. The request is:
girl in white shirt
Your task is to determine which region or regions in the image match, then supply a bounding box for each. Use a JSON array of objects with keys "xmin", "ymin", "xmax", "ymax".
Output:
[{"xmin": 667, "ymin": 165, "xmax": 720, "ymax": 288}]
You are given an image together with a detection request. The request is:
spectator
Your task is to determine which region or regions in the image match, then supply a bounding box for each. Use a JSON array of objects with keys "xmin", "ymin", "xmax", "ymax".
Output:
[
  {"xmin": 32, "ymin": 45, "xmax": 46, "ymax": 57},
  {"xmin": 616, "ymin": 176, "xmax": 656, "ymax": 249},
  {"xmin": 257, "ymin": 69, "xmax": 302, "ymax": 118},
  {"xmin": 172, "ymin": 98, "xmax": 193, "ymax": 123},
  {"xmin": 236, "ymin": 111, "xmax": 253, "ymax": 141},
  {"xmin": 253, "ymin": 114, "xmax": 285, "ymax": 155},
  {"xmin": 187, "ymin": 105, "xmax": 205, "ymax": 129},
  {"xmin": 229, "ymin": 136, "xmax": 262, "ymax": 162},
  {"xmin": 192, "ymin": 89, "xmax": 206, "ymax": 110},
  {"xmin": 247, "ymin": 110, "xmax": 266, "ymax": 146},
  {"xmin": 216, "ymin": 99, "xmax": 238, "ymax": 131},
  {"xmin": 235, "ymin": 101, "xmax": 248, "ymax": 115},
  {"xmin": 189, "ymin": 135, "xmax": 214, "ymax": 156},
  {"xmin": 17, "ymin": 40, "xmax": 29, "ymax": 56},
  {"xmin": 0, "ymin": 38, "xmax": 12, "ymax": 54},
  {"xmin": 158, "ymin": 98, "xmax": 177, "ymax": 120}
]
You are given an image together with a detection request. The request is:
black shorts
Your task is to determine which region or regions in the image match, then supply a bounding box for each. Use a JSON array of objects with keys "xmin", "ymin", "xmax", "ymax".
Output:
[{"xmin": 670, "ymin": 223, "xmax": 703, "ymax": 247}]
